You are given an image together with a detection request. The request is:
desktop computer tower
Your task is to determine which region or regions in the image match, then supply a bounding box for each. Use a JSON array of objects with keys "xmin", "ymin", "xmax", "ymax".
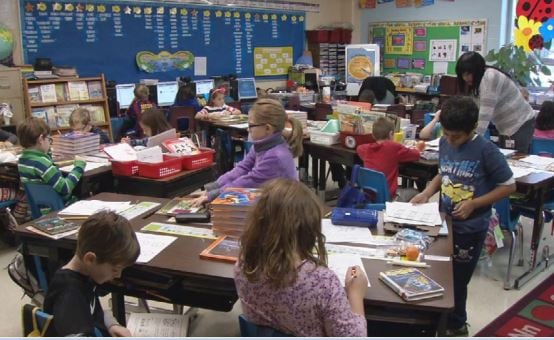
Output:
[{"xmin": 229, "ymin": 79, "xmax": 239, "ymax": 101}]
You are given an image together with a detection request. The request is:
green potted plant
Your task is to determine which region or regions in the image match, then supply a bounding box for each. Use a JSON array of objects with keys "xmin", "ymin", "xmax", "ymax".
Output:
[{"xmin": 485, "ymin": 43, "xmax": 551, "ymax": 87}]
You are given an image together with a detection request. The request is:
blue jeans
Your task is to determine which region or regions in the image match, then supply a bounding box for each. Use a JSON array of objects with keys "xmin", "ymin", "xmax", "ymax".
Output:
[{"xmin": 448, "ymin": 229, "xmax": 488, "ymax": 329}]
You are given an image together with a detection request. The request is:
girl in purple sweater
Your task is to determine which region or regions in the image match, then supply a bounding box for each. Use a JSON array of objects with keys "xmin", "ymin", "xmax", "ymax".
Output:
[
  {"xmin": 195, "ymin": 98, "xmax": 303, "ymax": 204},
  {"xmin": 235, "ymin": 178, "xmax": 368, "ymax": 336}
]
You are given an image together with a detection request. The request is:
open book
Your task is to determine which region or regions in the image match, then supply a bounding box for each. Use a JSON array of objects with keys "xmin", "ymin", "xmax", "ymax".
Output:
[{"xmin": 126, "ymin": 313, "xmax": 189, "ymax": 337}]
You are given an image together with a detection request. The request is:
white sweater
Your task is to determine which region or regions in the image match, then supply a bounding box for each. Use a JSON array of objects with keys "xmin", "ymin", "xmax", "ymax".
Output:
[{"xmin": 476, "ymin": 68, "xmax": 535, "ymax": 136}]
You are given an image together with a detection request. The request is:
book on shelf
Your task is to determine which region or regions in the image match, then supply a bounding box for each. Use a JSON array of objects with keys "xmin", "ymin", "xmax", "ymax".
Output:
[
  {"xmin": 55, "ymin": 83, "xmax": 68, "ymax": 101},
  {"xmin": 67, "ymin": 81, "xmax": 89, "ymax": 101},
  {"xmin": 87, "ymin": 80, "xmax": 103, "ymax": 99},
  {"xmin": 31, "ymin": 106, "xmax": 56, "ymax": 125},
  {"xmin": 28, "ymin": 87, "xmax": 42, "ymax": 103},
  {"xmin": 156, "ymin": 198, "xmax": 204, "ymax": 216},
  {"xmin": 379, "ymin": 268, "xmax": 444, "ymax": 301},
  {"xmin": 52, "ymin": 66, "xmax": 77, "ymax": 77},
  {"xmin": 199, "ymin": 236, "xmax": 239, "ymax": 263},
  {"xmin": 55, "ymin": 104, "xmax": 79, "ymax": 128},
  {"xmin": 39, "ymin": 84, "xmax": 57, "ymax": 103},
  {"xmin": 80, "ymin": 104, "xmax": 105, "ymax": 123}
]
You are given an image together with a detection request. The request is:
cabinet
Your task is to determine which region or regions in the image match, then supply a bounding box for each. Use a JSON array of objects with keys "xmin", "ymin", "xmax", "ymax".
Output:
[
  {"xmin": 308, "ymin": 43, "xmax": 345, "ymax": 79},
  {"xmin": 0, "ymin": 66, "xmax": 26, "ymax": 125},
  {"xmin": 23, "ymin": 74, "xmax": 112, "ymax": 139}
]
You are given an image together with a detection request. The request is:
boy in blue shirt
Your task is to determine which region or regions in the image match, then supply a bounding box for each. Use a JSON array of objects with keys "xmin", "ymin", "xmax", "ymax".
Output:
[{"xmin": 411, "ymin": 96, "xmax": 516, "ymax": 336}]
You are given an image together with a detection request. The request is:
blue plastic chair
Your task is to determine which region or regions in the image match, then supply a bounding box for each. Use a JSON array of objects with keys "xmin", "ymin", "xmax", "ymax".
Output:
[
  {"xmin": 22, "ymin": 304, "xmax": 53, "ymax": 336},
  {"xmin": 238, "ymin": 315, "xmax": 290, "ymax": 337},
  {"xmin": 530, "ymin": 137, "xmax": 554, "ymax": 157},
  {"xmin": 493, "ymin": 198, "xmax": 524, "ymax": 289},
  {"xmin": 110, "ymin": 117, "xmax": 125, "ymax": 143},
  {"xmin": 355, "ymin": 166, "xmax": 391, "ymax": 211},
  {"xmin": 23, "ymin": 183, "xmax": 65, "ymax": 220}
]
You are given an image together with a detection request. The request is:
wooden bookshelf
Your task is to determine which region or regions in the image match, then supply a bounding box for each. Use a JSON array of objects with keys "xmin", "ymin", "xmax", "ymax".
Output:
[{"xmin": 23, "ymin": 74, "xmax": 112, "ymax": 140}]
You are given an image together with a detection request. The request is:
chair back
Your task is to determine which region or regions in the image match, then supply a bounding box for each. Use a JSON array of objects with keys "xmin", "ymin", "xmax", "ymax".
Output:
[
  {"xmin": 238, "ymin": 315, "xmax": 290, "ymax": 337},
  {"xmin": 169, "ymin": 106, "xmax": 197, "ymax": 133},
  {"xmin": 22, "ymin": 304, "xmax": 53, "ymax": 337},
  {"xmin": 494, "ymin": 198, "xmax": 519, "ymax": 232},
  {"xmin": 530, "ymin": 137, "xmax": 554, "ymax": 157},
  {"xmin": 423, "ymin": 112, "xmax": 435, "ymax": 126},
  {"xmin": 356, "ymin": 166, "xmax": 390, "ymax": 204},
  {"xmin": 23, "ymin": 183, "xmax": 65, "ymax": 220},
  {"xmin": 110, "ymin": 117, "xmax": 125, "ymax": 143}
]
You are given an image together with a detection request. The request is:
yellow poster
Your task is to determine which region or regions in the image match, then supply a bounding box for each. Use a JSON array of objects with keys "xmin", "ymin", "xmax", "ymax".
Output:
[
  {"xmin": 254, "ymin": 47, "xmax": 293, "ymax": 76},
  {"xmin": 385, "ymin": 27, "xmax": 413, "ymax": 55}
]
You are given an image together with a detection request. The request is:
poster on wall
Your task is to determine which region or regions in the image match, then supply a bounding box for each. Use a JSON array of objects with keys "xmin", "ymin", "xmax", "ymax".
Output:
[
  {"xmin": 429, "ymin": 39, "xmax": 457, "ymax": 61},
  {"xmin": 359, "ymin": 0, "xmax": 376, "ymax": 8},
  {"xmin": 385, "ymin": 27, "xmax": 413, "ymax": 55},
  {"xmin": 345, "ymin": 44, "xmax": 380, "ymax": 96},
  {"xmin": 253, "ymin": 46, "xmax": 293, "ymax": 76},
  {"xmin": 396, "ymin": 0, "xmax": 413, "ymax": 8},
  {"xmin": 414, "ymin": 0, "xmax": 434, "ymax": 6}
]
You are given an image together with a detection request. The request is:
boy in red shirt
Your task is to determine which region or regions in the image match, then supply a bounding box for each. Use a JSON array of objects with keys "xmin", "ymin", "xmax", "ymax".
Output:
[{"xmin": 356, "ymin": 117, "xmax": 420, "ymax": 201}]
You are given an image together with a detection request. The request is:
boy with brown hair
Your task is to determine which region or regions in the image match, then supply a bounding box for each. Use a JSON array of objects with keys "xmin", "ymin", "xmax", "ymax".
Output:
[
  {"xmin": 356, "ymin": 117, "xmax": 420, "ymax": 201},
  {"xmin": 69, "ymin": 108, "xmax": 110, "ymax": 144},
  {"xmin": 17, "ymin": 117, "xmax": 86, "ymax": 202},
  {"xmin": 43, "ymin": 211, "xmax": 140, "ymax": 336}
]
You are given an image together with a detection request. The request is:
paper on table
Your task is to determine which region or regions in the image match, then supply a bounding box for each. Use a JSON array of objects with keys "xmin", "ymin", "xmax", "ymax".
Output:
[
  {"xmin": 118, "ymin": 202, "xmax": 161, "ymax": 220},
  {"xmin": 509, "ymin": 165, "xmax": 534, "ymax": 179},
  {"xmin": 60, "ymin": 162, "xmax": 108, "ymax": 173},
  {"xmin": 135, "ymin": 232, "xmax": 177, "ymax": 263},
  {"xmin": 519, "ymin": 155, "xmax": 554, "ymax": 166},
  {"xmin": 438, "ymin": 219, "xmax": 449, "ymax": 236},
  {"xmin": 103, "ymin": 143, "xmax": 137, "ymax": 162},
  {"xmin": 426, "ymin": 138, "xmax": 441, "ymax": 147},
  {"xmin": 498, "ymin": 148, "xmax": 516, "ymax": 158},
  {"xmin": 59, "ymin": 200, "xmax": 132, "ymax": 216},
  {"xmin": 384, "ymin": 202, "xmax": 442, "ymax": 226},
  {"xmin": 127, "ymin": 312, "xmax": 189, "ymax": 337},
  {"xmin": 229, "ymin": 123, "xmax": 249, "ymax": 129},
  {"xmin": 327, "ymin": 253, "xmax": 370, "ymax": 287},
  {"xmin": 321, "ymin": 219, "xmax": 373, "ymax": 244},
  {"xmin": 137, "ymin": 146, "xmax": 163, "ymax": 164},
  {"xmin": 141, "ymin": 222, "xmax": 217, "ymax": 239}
]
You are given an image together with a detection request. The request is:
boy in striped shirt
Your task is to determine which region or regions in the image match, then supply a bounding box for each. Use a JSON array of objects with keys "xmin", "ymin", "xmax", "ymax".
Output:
[{"xmin": 17, "ymin": 118, "xmax": 86, "ymax": 203}]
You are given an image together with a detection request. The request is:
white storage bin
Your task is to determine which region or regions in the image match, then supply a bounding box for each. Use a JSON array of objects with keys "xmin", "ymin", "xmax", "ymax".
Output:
[{"xmin": 310, "ymin": 119, "xmax": 340, "ymax": 145}]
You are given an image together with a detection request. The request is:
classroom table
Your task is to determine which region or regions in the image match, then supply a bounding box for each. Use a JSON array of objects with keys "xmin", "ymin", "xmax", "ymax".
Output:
[
  {"xmin": 14, "ymin": 192, "xmax": 455, "ymax": 336},
  {"xmin": 301, "ymin": 141, "xmax": 554, "ymax": 289},
  {"xmin": 113, "ymin": 165, "xmax": 216, "ymax": 198}
]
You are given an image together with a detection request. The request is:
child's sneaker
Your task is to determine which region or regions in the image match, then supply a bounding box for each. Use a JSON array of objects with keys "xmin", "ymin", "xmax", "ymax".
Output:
[{"xmin": 445, "ymin": 323, "xmax": 469, "ymax": 337}]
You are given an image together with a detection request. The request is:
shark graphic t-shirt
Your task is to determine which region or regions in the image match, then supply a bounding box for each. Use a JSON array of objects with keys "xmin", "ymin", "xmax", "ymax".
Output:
[{"xmin": 439, "ymin": 134, "xmax": 513, "ymax": 234}]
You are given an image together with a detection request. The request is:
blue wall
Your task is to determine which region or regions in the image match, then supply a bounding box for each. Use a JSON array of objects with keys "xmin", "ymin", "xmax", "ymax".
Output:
[{"xmin": 359, "ymin": 0, "xmax": 509, "ymax": 54}]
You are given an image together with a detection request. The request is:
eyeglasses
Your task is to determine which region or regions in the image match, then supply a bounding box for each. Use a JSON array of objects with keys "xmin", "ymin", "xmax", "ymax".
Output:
[
  {"xmin": 43, "ymin": 135, "xmax": 53, "ymax": 143},
  {"xmin": 248, "ymin": 123, "xmax": 265, "ymax": 129}
]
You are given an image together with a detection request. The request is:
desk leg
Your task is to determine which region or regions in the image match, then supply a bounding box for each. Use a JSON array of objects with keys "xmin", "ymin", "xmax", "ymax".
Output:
[
  {"xmin": 436, "ymin": 312, "xmax": 448, "ymax": 336},
  {"xmin": 312, "ymin": 155, "xmax": 319, "ymax": 191},
  {"xmin": 318, "ymin": 159, "xmax": 327, "ymax": 201},
  {"xmin": 111, "ymin": 290, "xmax": 126, "ymax": 326},
  {"xmin": 514, "ymin": 187, "xmax": 546, "ymax": 289}
]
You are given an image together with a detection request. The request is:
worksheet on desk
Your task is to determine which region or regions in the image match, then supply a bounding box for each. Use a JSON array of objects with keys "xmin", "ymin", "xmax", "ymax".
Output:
[
  {"xmin": 327, "ymin": 253, "xmax": 370, "ymax": 287},
  {"xmin": 135, "ymin": 232, "xmax": 177, "ymax": 263},
  {"xmin": 384, "ymin": 202, "xmax": 442, "ymax": 226},
  {"xmin": 59, "ymin": 162, "xmax": 108, "ymax": 173}
]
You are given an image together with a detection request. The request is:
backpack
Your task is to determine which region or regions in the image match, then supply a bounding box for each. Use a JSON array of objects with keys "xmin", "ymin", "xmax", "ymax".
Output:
[
  {"xmin": 8, "ymin": 253, "xmax": 45, "ymax": 306},
  {"xmin": 336, "ymin": 165, "xmax": 372, "ymax": 208}
]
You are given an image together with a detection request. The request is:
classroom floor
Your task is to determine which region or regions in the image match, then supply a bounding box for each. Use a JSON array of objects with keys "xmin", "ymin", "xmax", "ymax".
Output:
[{"xmin": 1, "ymin": 213, "xmax": 552, "ymax": 337}]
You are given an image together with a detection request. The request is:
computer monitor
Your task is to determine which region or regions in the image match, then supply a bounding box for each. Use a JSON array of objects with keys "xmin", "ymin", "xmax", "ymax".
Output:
[
  {"xmin": 237, "ymin": 78, "xmax": 258, "ymax": 101},
  {"xmin": 115, "ymin": 84, "xmax": 135, "ymax": 109},
  {"xmin": 156, "ymin": 81, "xmax": 179, "ymax": 107},
  {"xmin": 194, "ymin": 79, "xmax": 215, "ymax": 98}
]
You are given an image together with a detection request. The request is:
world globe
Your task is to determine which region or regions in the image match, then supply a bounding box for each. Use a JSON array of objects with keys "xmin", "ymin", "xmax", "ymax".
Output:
[{"xmin": 0, "ymin": 26, "xmax": 14, "ymax": 62}]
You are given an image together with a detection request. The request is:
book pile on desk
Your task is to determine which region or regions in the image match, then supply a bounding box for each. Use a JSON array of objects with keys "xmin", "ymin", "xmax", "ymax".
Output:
[
  {"xmin": 211, "ymin": 188, "xmax": 260, "ymax": 237},
  {"xmin": 379, "ymin": 267, "xmax": 444, "ymax": 301},
  {"xmin": 26, "ymin": 217, "xmax": 80, "ymax": 239},
  {"xmin": 51, "ymin": 132, "xmax": 100, "ymax": 157},
  {"xmin": 286, "ymin": 110, "xmax": 308, "ymax": 128}
]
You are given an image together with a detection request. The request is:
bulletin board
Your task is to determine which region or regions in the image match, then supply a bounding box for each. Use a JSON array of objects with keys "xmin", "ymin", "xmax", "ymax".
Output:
[
  {"xmin": 368, "ymin": 20, "xmax": 487, "ymax": 75},
  {"xmin": 19, "ymin": 0, "xmax": 305, "ymax": 83}
]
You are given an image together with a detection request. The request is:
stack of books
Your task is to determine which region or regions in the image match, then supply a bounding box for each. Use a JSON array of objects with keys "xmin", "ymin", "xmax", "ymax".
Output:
[
  {"xmin": 379, "ymin": 267, "xmax": 444, "ymax": 301},
  {"xmin": 286, "ymin": 110, "xmax": 308, "ymax": 128},
  {"xmin": 51, "ymin": 132, "xmax": 100, "ymax": 157},
  {"xmin": 211, "ymin": 188, "xmax": 260, "ymax": 237}
]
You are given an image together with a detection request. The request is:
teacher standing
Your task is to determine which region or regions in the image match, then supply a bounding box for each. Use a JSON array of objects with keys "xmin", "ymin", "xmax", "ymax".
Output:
[{"xmin": 456, "ymin": 52, "xmax": 535, "ymax": 153}]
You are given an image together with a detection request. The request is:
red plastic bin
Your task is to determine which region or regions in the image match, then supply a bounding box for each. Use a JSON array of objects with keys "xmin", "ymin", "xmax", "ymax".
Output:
[
  {"xmin": 137, "ymin": 155, "xmax": 182, "ymax": 179},
  {"xmin": 111, "ymin": 160, "xmax": 139, "ymax": 176},
  {"xmin": 172, "ymin": 148, "xmax": 215, "ymax": 170},
  {"xmin": 306, "ymin": 30, "xmax": 330, "ymax": 43}
]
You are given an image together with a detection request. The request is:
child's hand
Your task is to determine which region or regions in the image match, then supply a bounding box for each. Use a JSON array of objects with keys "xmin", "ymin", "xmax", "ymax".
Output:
[
  {"xmin": 345, "ymin": 265, "xmax": 368, "ymax": 298},
  {"xmin": 121, "ymin": 137, "xmax": 131, "ymax": 144},
  {"xmin": 453, "ymin": 200, "xmax": 475, "ymax": 220},
  {"xmin": 108, "ymin": 324, "xmax": 131, "ymax": 337},
  {"xmin": 192, "ymin": 193, "xmax": 208, "ymax": 207},
  {"xmin": 410, "ymin": 192, "xmax": 430, "ymax": 204}
]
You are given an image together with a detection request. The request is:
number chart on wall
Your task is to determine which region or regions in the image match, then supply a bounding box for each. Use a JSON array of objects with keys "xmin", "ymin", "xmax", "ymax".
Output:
[
  {"xmin": 20, "ymin": 0, "xmax": 305, "ymax": 83},
  {"xmin": 368, "ymin": 20, "xmax": 487, "ymax": 75}
]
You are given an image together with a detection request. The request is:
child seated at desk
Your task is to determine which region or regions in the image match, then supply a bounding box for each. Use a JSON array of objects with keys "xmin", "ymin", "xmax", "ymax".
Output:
[
  {"xmin": 173, "ymin": 82, "xmax": 202, "ymax": 113},
  {"xmin": 122, "ymin": 108, "xmax": 171, "ymax": 147},
  {"xmin": 534, "ymin": 100, "xmax": 554, "ymax": 139},
  {"xmin": 194, "ymin": 98, "xmax": 303, "ymax": 205},
  {"xmin": 43, "ymin": 211, "xmax": 139, "ymax": 336},
  {"xmin": 17, "ymin": 117, "xmax": 86, "ymax": 203},
  {"xmin": 235, "ymin": 178, "xmax": 368, "ymax": 336},
  {"xmin": 195, "ymin": 87, "xmax": 241, "ymax": 120},
  {"xmin": 126, "ymin": 84, "xmax": 155, "ymax": 138},
  {"xmin": 411, "ymin": 96, "xmax": 515, "ymax": 336},
  {"xmin": 357, "ymin": 117, "xmax": 420, "ymax": 201},
  {"xmin": 69, "ymin": 108, "xmax": 110, "ymax": 144}
]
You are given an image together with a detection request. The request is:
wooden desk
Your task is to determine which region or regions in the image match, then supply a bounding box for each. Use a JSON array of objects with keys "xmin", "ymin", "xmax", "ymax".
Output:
[
  {"xmin": 113, "ymin": 166, "xmax": 216, "ymax": 198},
  {"xmin": 15, "ymin": 192, "xmax": 454, "ymax": 335}
]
